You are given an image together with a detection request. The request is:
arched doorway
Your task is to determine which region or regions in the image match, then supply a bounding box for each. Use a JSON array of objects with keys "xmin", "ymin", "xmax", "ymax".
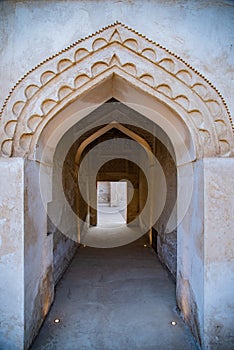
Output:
[{"xmin": 0, "ymin": 23, "xmax": 233, "ymax": 349}]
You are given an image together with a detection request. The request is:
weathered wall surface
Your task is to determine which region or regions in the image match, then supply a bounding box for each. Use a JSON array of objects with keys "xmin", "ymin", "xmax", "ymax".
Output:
[
  {"xmin": 0, "ymin": 158, "xmax": 24, "ymax": 350},
  {"xmin": 0, "ymin": 0, "xmax": 234, "ymax": 121},
  {"xmin": 0, "ymin": 5, "xmax": 233, "ymax": 346},
  {"xmin": 24, "ymin": 160, "xmax": 54, "ymax": 348},
  {"xmin": 53, "ymin": 230, "xmax": 77, "ymax": 284},
  {"xmin": 98, "ymin": 182, "xmax": 110, "ymax": 203},
  {"xmin": 154, "ymin": 138, "xmax": 177, "ymax": 278},
  {"xmin": 203, "ymin": 158, "xmax": 234, "ymax": 349},
  {"xmin": 51, "ymin": 140, "xmax": 79, "ymax": 284},
  {"xmin": 177, "ymin": 160, "xmax": 204, "ymax": 348},
  {"xmin": 177, "ymin": 158, "xmax": 234, "ymax": 350}
]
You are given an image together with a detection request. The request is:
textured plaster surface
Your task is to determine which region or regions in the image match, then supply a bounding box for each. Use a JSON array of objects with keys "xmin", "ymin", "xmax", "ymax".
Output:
[
  {"xmin": 0, "ymin": 5, "xmax": 233, "ymax": 345},
  {"xmin": 0, "ymin": 158, "xmax": 24, "ymax": 350},
  {"xmin": 177, "ymin": 158, "xmax": 234, "ymax": 350},
  {"xmin": 0, "ymin": 0, "xmax": 233, "ymax": 121},
  {"xmin": 0, "ymin": 18, "xmax": 233, "ymax": 159},
  {"xmin": 24, "ymin": 160, "xmax": 54, "ymax": 348},
  {"xmin": 53, "ymin": 230, "xmax": 77, "ymax": 284},
  {"xmin": 203, "ymin": 158, "xmax": 234, "ymax": 349},
  {"xmin": 177, "ymin": 160, "xmax": 204, "ymax": 348}
]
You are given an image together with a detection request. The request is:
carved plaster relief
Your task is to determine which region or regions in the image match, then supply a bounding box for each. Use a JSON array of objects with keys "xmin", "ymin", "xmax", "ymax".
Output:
[{"xmin": 0, "ymin": 22, "xmax": 233, "ymax": 158}]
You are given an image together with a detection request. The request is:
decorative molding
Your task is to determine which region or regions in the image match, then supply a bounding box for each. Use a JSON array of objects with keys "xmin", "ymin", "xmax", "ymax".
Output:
[{"xmin": 0, "ymin": 22, "xmax": 233, "ymax": 158}]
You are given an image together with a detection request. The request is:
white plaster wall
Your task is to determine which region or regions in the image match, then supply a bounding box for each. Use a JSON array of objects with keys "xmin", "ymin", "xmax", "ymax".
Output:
[
  {"xmin": 110, "ymin": 182, "xmax": 126, "ymax": 207},
  {"xmin": 0, "ymin": 0, "xmax": 234, "ymax": 121},
  {"xmin": 98, "ymin": 181, "xmax": 110, "ymax": 204},
  {"xmin": 203, "ymin": 158, "xmax": 234, "ymax": 349},
  {"xmin": 177, "ymin": 160, "xmax": 204, "ymax": 348},
  {"xmin": 0, "ymin": 158, "xmax": 24, "ymax": 350},
  {"xmin": 178, "ymin": 158, "xmax": 234, "ymax": 349},
  {"xmin": 24, "ymin": 160, "xmax": 54, "ymax": 348},
  {"xmin": 49, "ymin": 136, "xmax": 79, "ymax": 284}
]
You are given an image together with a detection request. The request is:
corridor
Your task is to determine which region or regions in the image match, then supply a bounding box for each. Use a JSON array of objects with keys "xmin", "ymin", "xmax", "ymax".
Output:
[{"xmin": 31, "ymin": 236, "xmax": 198, "ymax": 350}]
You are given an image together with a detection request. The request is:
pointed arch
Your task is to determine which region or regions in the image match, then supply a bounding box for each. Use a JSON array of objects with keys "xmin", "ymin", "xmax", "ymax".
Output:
[
  {"xmin": 75, "ymin": 122, "xmax": 152, "ymax": 165},
  {"xmin": 0, "ymin": 22, "xmax": 233, "ymax": 159}
]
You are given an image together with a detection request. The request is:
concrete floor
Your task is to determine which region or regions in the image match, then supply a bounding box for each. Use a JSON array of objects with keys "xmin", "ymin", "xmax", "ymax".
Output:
[
  {"xmin": 81, "ymin": 206, "xmax": 143, "ymax": 248},
  {"xmin": 31, "ymin": 237, "xmax": 198, "ymax": 350},
  {"xmin": 97, "ymin": 204, "xmax": 126, "ymax": 227}
]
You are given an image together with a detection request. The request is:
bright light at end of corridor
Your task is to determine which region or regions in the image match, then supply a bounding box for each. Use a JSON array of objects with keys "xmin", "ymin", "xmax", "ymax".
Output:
[{"xmin": 170, "ymin": 321, "xmax": 177, "ymax": 326}]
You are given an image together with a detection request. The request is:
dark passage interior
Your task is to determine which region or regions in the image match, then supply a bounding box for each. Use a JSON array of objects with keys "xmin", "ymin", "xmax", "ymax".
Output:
[
  {"xmin": 51, "ymin": 100, "xmax": 178, "ymax": 282},
  {"xmin": 31, "ymin": 100, "xmax": 198, "ymax": 349}
]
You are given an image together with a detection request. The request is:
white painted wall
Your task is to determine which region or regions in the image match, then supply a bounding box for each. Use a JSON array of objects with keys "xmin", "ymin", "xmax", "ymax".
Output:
[
  {"xmin": 177, "ymin": 160, "xmax": 205, "ymax": 348},
  {"xmin": 110, "ymin": 181, "xmax": 127, "ymax": 207},
  {"xmin": 203, "ymin": 158, "xmax": 234, "ymax": 349},
  {"xmin": 0, "ymin": 0, "xmax": 234, "ymax": 122},
  {"xmin": 97, "ymin": 182, "xmax": 110, "ymax": 203},
  {"xmin": 0, "ymin": 158, "xmax": 24, "ymax": 350},
  {"xmin": 24, "ymin": 160, "xmax": 54, "ymax": 348},
  {"xmin": 177, "ymin": 158, "xmax": 234, "ymax": 349}
]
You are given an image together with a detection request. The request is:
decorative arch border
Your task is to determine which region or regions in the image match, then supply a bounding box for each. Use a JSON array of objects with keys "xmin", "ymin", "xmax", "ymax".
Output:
[
  {"xmin": 0, "ymin": 22, "xmax": 233, "ymax": 158},
  {"xmin": 75, "ymin": 121, "xmax": 152, "ymax": 164}
]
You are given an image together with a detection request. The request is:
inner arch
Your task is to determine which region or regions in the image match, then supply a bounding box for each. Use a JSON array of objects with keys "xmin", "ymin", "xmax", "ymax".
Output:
[{"xmin": 35, "ymin": 75, "xmax": 195, "ymax": 167}]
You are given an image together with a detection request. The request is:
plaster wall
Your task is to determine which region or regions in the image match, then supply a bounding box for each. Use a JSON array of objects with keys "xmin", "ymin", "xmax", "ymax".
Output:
[
  {"xmin": 203, "ymin": 158, "xmax": 234, "ymax": 349},
  {"xmin": 50, "ymin": 152, "xmax": 79, "ymax": 283},
  {"xmin": 110, "ymin": 181, "xmax": 126, "ymax": 208},
  {"xmin": 177, "ymin": 160, "xmax": 204, "ymax": 348},
  {"xmin": 177, "ymin": 158, "xmax": 234, "ymax": 350},
  {"xmin": 98, "ymin": 182, "xmax": 110, "ymax": 204},
  {"xmin": 24, "ymin": 156, "xmax": 78, "ymax": 346},
  {"xmin": 0, "ymin": 0, "xmax": 234, "ymax": 121},
  {"xmin": 0, "ymin": 158, "xmax": 24, "ymax": 350},
  {"xmin": 53, "ymin": 230, "xmax": 77, "ymax": 284},
  {"xmin": 52, "ymin": 144, "xmax": 79, "ymax": 283},
  {"xmin": 138, "ymin": 168, "xmax": 148, "ymax": 228},
  {"xmin": 154, "ymin": 138, "xmax": 177, "ymax": 278},
  {"xmin": 24, "ymin": 160, "xmax": 54, "ymax": 348}
]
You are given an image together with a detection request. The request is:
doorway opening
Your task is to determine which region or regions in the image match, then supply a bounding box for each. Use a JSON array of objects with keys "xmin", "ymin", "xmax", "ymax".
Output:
[
  {"xmin": 1, "ymin": 20, "xmax": 233, "ymax": 350},
  {"xmin": 97, "ymin": 181, "xmax": 127, "ymax": 227}
]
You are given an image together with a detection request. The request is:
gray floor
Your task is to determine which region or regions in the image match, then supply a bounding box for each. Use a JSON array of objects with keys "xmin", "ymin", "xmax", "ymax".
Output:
[
  {"xmin": 31, "ymin": 237, "xmax": 198, "ymax": 350},
  {"xmin": 97, "ymin": 204, "xmax": 126, "ymax": 227}
]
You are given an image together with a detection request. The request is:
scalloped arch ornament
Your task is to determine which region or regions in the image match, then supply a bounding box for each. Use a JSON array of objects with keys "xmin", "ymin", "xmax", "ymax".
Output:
[{"xmin": 0, "ymin": 22, "xmax": 233, "ymax": 158}]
